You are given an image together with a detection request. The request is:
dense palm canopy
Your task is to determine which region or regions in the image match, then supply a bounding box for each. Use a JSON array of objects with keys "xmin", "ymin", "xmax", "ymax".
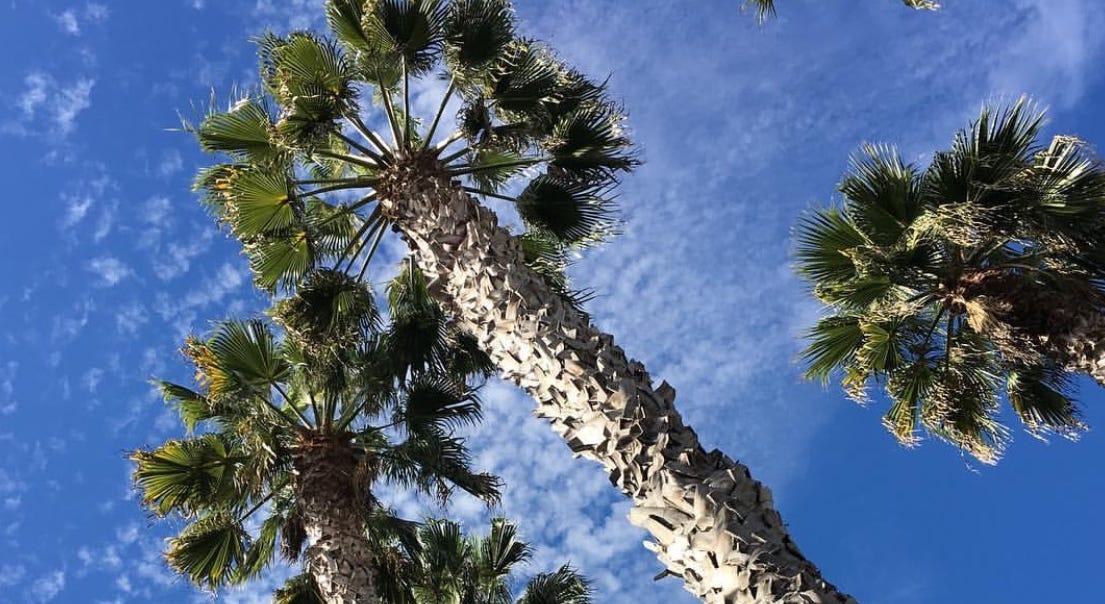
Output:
[
  {"xmin": 193, "ymin": 0, "xmax": 634, "ymax": 300},
  {"xmin": 796, "ymin": 100, "xmax": 1105, "ymax": 463},
  {"xmin": 275, "ymin": 518, "xmax": 593, "ymax": 604},
  {"xmin": 131, "ymin": 264, "xmax": 499, "ymax": 594}
]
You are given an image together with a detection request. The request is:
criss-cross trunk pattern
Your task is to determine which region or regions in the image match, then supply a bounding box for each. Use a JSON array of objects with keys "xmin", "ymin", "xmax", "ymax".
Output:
[
  {"xmin": 294, "ymin": 433, "xmax": 381, "ymax": 604},
  {"xmin": 378, "ymin": 161, "xmax": 855, "ymax": 604}
]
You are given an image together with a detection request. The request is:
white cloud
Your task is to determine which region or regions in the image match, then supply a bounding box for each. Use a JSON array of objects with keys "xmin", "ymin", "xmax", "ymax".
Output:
[
  {"xmin": 0, "ymin": 564, "xmax": 25, "ymax": 587},
  {"xmin": 9, "ymin": 73, "xmax": 95, "ymax": 139},
  {"xmin": 30, "ymin": 570, "xmax": 65, "ymax": 602},
  {"xmin": 52, "ymin": 3, "xmax": 108, "ymax": 34},
  {"xmin": 157, "ymin": 149, "xmax": 184, "ymax": 177},
  {"xmin": 53, "ymin": 10, "xmax": 80, "ymax": 35},
  {"xmin": 86, "ymin": 257, "xmax": 133, "ymax": 287},
  {"xmin": 82, "ymin": 368, "xmax": 103, "ymax": 394},
  {"xmin": 151, "ymin": 231, "xmax": 214, "ymax": 281},
  {"xmin": 60, "ymin": 195, "xmax": 94, "ymax": 229},
  {"xmin": 0, "ymin": 361, "xmax": 16, "ymax": 415}
]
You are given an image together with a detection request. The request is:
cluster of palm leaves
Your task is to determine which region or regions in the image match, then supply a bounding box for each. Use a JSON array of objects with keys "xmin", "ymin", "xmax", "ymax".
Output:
[
  {"xmin": 796, "ymin": 100, "xmax": 1105, "ymax": 463},
  {"xmin": 275, "ymin": 518, "xmax": 592, "ymax": 604},
  {"xmin": 193, "ymin": 0, "xmax": 635, "ymax": 303},
  {"xmin": 132, "ymin": 265, "xmax": 522, "ymax": 597}
]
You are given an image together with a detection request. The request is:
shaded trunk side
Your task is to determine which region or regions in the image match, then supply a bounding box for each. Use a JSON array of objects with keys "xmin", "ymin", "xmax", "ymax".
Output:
[
  {"xmin": 294, "ymin": 435, "xmax": 381, "ymax": 604},
  {"xmin": 378, "ymin": 165, "xmax": 855, "ymax": 604}
]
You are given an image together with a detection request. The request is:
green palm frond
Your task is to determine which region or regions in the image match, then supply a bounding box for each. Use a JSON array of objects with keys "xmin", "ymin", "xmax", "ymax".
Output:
[
  {"xmin": 274, "ymin": 573, "xmax": 325, "ymax": 604},
  {"xmin": 443, "ymin": 0, "xmax": 515, "ymax": 78},
  {"xmin": 247, "ymin": 230, "xmax": 314, "ymax": 292},
  {"xmin": 205, "ymin": 319, "xmax": 291, "ymax": 394},
  {"xmin": 359, "ymin": 0, "xmax": 448, "ymax": 75},
  {"xmin": 478, "ymin": 517, "xmax": 531, "ymax": 583},
  {"xmin": 400, "ymin": 376, "xmax": 482, "ymax": 436},
  {"xmin": 197, "ymin": 98, "xmax": 284, "ymax": 165},
  {"xmin": 155, "ymin": 381, "xmax": 214, "ymax": 432},
  {"xmin": 794, "ymin": 208, "xmax": 867, "ymax": 287},
  {"xmin": 517, "ymin": 565, "xmax": 593, "ymax": 604},
  {"xmin": 131, "ymin": 434, "xmax": 242, "ymax": 517},
  {"xmin": 488, "ymin": 40, "xmax": 563, "ymax": 119},
  {"xmin": 546, "ymin": 103, "xmax": 636, "ymax": 180},
  {"xmin": 1006, "ymin": 369, "xmax": 1086, "ymax": 439},
  {"xmin": 515, "ymin": 175, "xmax": 617, "ymax": 244},
  {"xmin": 840, "ymin": 144, "xmax": 920, "ymax": 245},
  {"xmin": 381, "ymin": 431, "xmax": 500, "ymax": 504},
  {"xmin": 801, "ymin": 316, "xmax": 864, "ymax": 385},
  {"xmin": 273, "ymin": 268, "xmax": 379, "ymax": 355},
  {"xmin": 222, "ymin": 168, "xmax": 297, "ymax": 238},
  {"xmin": 167, "ymin": 513, "xmax": 251, "ymax": 590}
]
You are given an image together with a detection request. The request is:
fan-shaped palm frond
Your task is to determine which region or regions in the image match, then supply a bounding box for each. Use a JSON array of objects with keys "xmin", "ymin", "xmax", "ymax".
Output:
[{"xmin": 797, "ymin": 100, "xmax": 1105, "ymax": 463}]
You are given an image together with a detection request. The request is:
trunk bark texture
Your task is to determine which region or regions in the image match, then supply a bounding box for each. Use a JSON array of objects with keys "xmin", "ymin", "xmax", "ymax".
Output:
[
  {"xmin": 378, "ymin": 162, "xmax": 855, "ymax": 604},
  {"xmin": 293, "ymin": 433, "xmax": 380, "ymax": 604}
]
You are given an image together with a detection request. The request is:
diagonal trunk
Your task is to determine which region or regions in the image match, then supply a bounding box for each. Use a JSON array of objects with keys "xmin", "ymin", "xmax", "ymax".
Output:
[
  {"xmin": 294, "ymin": 433, "xmax": 381, "ymax": 604},
  {"xmin": 378, "ymin": 162, "xmax": 855, "ymax": 604}
]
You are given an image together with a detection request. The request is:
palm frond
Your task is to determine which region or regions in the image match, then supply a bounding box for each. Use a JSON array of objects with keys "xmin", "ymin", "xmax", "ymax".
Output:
[
  {"xmin": 166, "ymin": 513, "xmax": 250, "ymax": 590},
  {"xmin": 517, "ymin": 564, "xmax": 593, "ymax": 604},
  {"xmin": 273, "ymin": 572, "xmax": 325, "ymax": 604},
  {"xmin": 131, "ymin": 434, "xmax": 242, "ymax": 517},
  {"xmin": 443, "ymin": 0, "xmax": 515, "ymax": 79},
  {"xmin": 515, "ymin": 174, "xmax": 617, "ymax": 245},
  {"xmin": 196, "ymin": 98, "xmax": 284, "ymax": 165}
]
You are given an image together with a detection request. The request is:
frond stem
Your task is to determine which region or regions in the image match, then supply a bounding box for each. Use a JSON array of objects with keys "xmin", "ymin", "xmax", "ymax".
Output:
[
  {"xmin": 422, "ymin": 75, "xmax": 456, "ymax": 151},
  {"xmin": 333, "ymin": 130, "xmax": 388, "ymax": 165},
  {"xmin": 273, "ymin": 383, "xmax": 313, "ymax": 427},
  {"xmin": 447, "ymin": 157, "xmax": 544, "ymax": 177},
  {"xmin": 314, "ymin": 150, "xmax": 379, "ymax": 171},
  {"xmin": 376, "ymin": 68, "xmax": 404, "ymax": 152},
  {"xmin": 462, "ymin": 187, "xmax": 517, "ymax": 203},
  {"xmin": 356, "ymin": 218, "xmax": 389, "ymax": 282},
  {"xmin": 349, "ymin": 114, "xmax": 393, "ymax": 157}
]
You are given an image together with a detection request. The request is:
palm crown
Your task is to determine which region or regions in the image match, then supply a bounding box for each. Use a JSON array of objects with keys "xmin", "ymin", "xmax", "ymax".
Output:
[
  {"xmin": 193, "ymin": 0, "xmax": 635, "ymax": 301},
  {"xmin": 796, "ymin": 100, "xmax": 1105, "ymax": 463},
  {"xmin": 274, "ymin": 518, "xmax": 593, "ymax": 604},
  {"xmin": 131, "ymin": 265, "xmax": 499, "ymax": 592}
]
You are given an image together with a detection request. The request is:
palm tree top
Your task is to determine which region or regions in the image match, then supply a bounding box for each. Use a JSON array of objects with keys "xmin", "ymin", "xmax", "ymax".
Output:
[
  {"xmin": 191, "ymin": 0, "xmax": 636, "ymax": 304},
  {"xmin": 796, "ymin": 99, "xmax": 1105, "ymax": 463},
  {"xmin": 131, "ymin": 265, "xmax": 499, "ymax": 591}
]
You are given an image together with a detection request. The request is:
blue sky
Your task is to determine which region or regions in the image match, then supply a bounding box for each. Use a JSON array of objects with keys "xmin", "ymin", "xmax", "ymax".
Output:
[{"xmin": 1, "ymin": 0, "xmax": 1104, "ymax": 602}]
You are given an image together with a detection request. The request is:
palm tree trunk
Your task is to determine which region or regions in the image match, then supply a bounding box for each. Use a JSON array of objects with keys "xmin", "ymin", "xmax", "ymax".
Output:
[
  {"xmin": 294, "ymin": 434, "xmax": 381, "ymax": 604},
  {"xmin": 378, "ymin": 164, "xmax": 856, "ymax": 604}
]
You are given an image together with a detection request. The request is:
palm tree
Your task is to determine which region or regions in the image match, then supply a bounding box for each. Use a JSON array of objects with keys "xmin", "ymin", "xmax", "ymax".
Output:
[
  {"xmin": 743, "ymin": 0, "xmax": 939, "ymax": 22},
  {"xmin": 132, "ymin": 266, "xmax": 500, "ymax": 603},
  {"xmin": 796, "ymin": 100, "xmax": 1105, "ymax": 463},
  {"xmin": 275, "ymin": 517, "xmax": 593, "ymax": 604},
  {"xmin": 189, "ymin": 1, "xmax": 855, "ymax": 601}
]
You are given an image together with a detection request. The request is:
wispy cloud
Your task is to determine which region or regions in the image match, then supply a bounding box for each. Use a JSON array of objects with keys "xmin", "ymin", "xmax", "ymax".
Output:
[
  {"xmin": 86, "ymin": 257, "xmax": 133, "ymax": 287},
  {"xmin": 29, "ymin": 569, "xmax": 65, "ymax": 603},
  {"xmin": 51, "ymin": 3, "xmax": 109, "ymax": 35},
  {"xmin": 7, "ymin": 72, "xmax": 95, "ymax": 139}
]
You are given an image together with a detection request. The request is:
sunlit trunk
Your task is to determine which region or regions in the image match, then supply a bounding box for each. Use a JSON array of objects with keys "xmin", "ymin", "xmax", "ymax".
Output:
[
  {"xmin": 294, "ymin": 433, "xmax": 380, "ymax": 604},
  {"xmin": 378, "ymin": 161, "xmax": 856, "ymax": 604}
]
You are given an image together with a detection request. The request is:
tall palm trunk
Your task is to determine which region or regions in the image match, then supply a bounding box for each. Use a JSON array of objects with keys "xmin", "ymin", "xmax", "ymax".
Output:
[
  {"xmin": 293, "ymin": 433, "xmax": 380, "ymax": 604},
  {"xmin": 378, "ymin": 161, "xmax": 855, "ymax": 604}
]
